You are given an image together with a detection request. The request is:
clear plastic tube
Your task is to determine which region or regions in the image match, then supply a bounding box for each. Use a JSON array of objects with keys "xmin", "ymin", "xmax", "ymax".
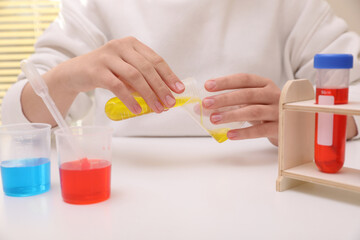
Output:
[
  {"xmin": 20, "ymin": 60, "xmax": 86, "ymax": 164},
  {"xmin": 314, "ymin": 54, "xmax": 353, "ymax": 173},
  {"xmin": 104, "ymin": 78, "xmax": 199, "ymax": 121}
]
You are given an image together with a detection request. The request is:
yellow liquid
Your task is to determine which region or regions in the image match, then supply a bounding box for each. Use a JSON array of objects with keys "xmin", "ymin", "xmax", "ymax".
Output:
[
  {"xmin": 208, "ymin": 128, "xmax": 230, "ymax": 143},
  {"xmin": 105, "ymin": 96, "xmax": 192, "ymax": 121}
]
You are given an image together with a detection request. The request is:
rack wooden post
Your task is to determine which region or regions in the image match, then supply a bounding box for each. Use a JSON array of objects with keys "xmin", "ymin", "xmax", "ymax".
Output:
[{"xmin": 277, "ymin": 79, "xmax": 360, "ymax": 193}]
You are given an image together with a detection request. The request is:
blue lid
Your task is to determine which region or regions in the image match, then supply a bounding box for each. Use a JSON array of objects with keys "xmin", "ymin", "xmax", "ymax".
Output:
[{"xmin": 314, "ymin": 54, "xmax": 353, "ymax": 69}]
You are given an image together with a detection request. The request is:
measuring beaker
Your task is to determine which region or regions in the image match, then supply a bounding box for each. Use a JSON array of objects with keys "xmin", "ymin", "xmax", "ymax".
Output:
[
  {"xmin": 55, "ymin": 126, "xmax": 113, "ymax": 204},
  {"xmin": 0, "ymin": 123, "xmax": 51, "ymax": 197}
]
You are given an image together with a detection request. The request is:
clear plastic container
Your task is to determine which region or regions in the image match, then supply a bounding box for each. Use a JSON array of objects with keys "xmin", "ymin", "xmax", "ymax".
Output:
[
  {"xmin": 104, "ymin": 78, "xmax": 245, "ymax": 143},
  {"xmin": 314, "ymin": 53, "xmax": 353, "ymax": 173},
  {"xmin": 55, "ymin": 126, "xmax": 113, "ymax": 204},
  {"xmin": 181, "ymin": 81, "xmax": 245, "ymax": 143},
  {"xmin": 0, "ymin": 123, "xmax": 51, "ymax": 197}
]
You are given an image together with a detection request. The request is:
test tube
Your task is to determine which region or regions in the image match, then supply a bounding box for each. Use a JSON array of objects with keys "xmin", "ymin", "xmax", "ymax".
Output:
[
  {"xmin": 314, "ymin": 53, "xmax": 353, "ymax": 173},
  {"xmin": 104, "ymin": 78, "xmax": 199, "ymax": 121}
]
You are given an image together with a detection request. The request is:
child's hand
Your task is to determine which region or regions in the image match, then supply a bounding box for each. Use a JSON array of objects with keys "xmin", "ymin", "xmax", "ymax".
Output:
[
  {"xmin": 202, "ymin": 73, "xmax": 281, "ymax": 146},
  {"xmin": 59, "ymin": 36, "xmax": 184, "ymax": 114}
]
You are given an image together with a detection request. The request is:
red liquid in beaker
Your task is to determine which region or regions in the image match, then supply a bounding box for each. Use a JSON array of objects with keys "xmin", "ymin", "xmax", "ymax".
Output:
[
  {"xmin": 59, "ymin": 159, "xmax": 111, "ymax": 204},
  {"xmin": 315, "ymin": 88, "xmax": 348, "ymax": 173}
]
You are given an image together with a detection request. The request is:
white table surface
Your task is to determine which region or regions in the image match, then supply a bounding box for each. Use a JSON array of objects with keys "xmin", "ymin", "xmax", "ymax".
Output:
[{"xmin": 1, "ymin": 136, "xmax": 360, "ymax": 240}]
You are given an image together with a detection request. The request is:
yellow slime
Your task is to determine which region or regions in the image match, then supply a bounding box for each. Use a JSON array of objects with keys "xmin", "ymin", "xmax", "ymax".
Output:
[
  {"xmin": 105, "ymin": 96, "xmax": 191, "ymax": 121},
  {"xmin": 207, "ymin": 128, "xmax": 230, "ymax": 143}
]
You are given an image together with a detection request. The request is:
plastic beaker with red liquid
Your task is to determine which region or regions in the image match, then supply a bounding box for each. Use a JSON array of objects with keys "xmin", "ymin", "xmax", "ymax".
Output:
[
  {"xmin": 314, "ymin": 54, "xmax": 353, "ymax": 173},
  {"xmin": 55, "ymin": 126, "xmax": 113, "ymax": 204}
]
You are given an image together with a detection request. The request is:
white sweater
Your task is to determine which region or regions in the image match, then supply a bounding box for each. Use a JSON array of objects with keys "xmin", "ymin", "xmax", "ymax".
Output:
[{"xmin": 3, "ymin": 0, "xmax": 360, "ymax": 138}]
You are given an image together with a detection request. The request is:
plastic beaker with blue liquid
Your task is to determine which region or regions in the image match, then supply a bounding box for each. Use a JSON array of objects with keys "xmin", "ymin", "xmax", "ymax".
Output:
[{"xmin": 0, "ymin": 123, "xmax": 51, "ymax": 197}]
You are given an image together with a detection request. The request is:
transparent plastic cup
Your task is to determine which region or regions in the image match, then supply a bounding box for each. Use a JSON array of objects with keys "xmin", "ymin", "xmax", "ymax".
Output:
[
  {"xmin": 0, "ymin": 123, "xmax": 51, "ymax": 197},
  {"xmin": 54, "ymin": 126, "xmax": 113, "ymax": 204},
  {"xmin": 314, "ymin": 53, "xmax": 353, "ymax": 173},
  {"xmin": 181, "ymin": 82, "xmax": 245, "ymax": 143}
]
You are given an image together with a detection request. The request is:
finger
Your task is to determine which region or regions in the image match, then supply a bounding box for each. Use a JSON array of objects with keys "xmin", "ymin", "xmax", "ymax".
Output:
[
  {"xmin": 107, "ymin": 57, "xmax": 165, "ymax": 113},
  {"xmin": 120, "ymin": 49, "xmax": 177, "ymax": 108},
  {"xmin": 133, "ymin": 40, "xmax": 185, "ymax": 93},
  {"xmin": 99, "ymin": 71, "xmax": 142, "ymax": 114},
  {"xmin": 209, "ymin": 105, "xmax": 278, "ymax": 124},
  {"xmin": 227, "ymin": 121, "xmax": 278, "ymax": 140},
  {"xmin": 202, "ymin": 88, "xmax": 275, "ymax": 109},
  {"xmin": 205, "ymin": 73, "xmax": 268, "ymax": 92}
]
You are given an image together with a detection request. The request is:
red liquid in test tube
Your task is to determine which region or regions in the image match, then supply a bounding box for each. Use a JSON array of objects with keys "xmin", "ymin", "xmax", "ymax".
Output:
[
  {"xmin": 315, "ymin": 88, "xmax": 348, "ymax": 173},
  {"xmin": 313, "ymin": 53, "xmax": 353, "ymax": 173}
]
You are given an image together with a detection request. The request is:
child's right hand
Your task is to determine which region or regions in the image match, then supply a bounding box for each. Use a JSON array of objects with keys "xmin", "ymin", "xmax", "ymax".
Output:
[{"xmin": 54, "ymin": 36, "xmax": 184, "ymax": 114}]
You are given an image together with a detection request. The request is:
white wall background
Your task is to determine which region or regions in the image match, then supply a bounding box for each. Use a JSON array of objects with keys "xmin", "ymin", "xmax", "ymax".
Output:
[{"xmin": 326, "ymin": 0, "xmax": 360, "ymax": 34}]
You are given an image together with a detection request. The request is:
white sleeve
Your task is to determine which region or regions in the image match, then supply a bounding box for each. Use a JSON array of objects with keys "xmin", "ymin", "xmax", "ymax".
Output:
[
  {"xmin": 1, "ymin": 0, "xmax": 107, "ymax": 125},
  {"xmin": 284, "ymin": 0, "xmax": 360, "ymax": 139},
  {"xmin": 1, "ymin": 80, "xmax": 30, "ymax": 124}
]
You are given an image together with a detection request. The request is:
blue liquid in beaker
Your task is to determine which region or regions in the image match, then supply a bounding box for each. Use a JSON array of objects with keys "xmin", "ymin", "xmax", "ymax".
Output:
[{"xmin": 1, "ymin": 158, "xmax": 50, "ymax": 197}]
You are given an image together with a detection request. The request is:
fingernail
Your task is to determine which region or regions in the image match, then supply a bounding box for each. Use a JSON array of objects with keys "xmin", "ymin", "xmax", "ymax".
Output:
[
  {"xmin": 227, "ymin": 131, "xmax": 238, "ymax": 139},
  {"xmin": 203, "ymin": 98, "xmax": 215, "ymax": 108},
  {"xmin": 175, "ymin": 82, "xmax": 185, "ymax": 92},
  {"xmin": 133, "ymin": 104, "xmax": 142, "ymax": 114},
  {"xmin": 165, "ymin": 95, "xmax": 176, "ymax": 107},
  {"xmin": 155, "ymin": 101, "xmax": 164, "ymax": 112},
  {"xmin": 211, "ymin": 114, "xmax": 222, "ymax": 123},
  {"xmin": 205, "ymin": 80, "xmax": 216, "ymax": 90}
]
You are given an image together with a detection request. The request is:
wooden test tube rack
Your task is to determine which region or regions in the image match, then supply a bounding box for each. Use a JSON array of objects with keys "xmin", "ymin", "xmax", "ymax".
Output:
[{"xmin": 277, "ymin": 79, "xmax": 360, "ymax": 193}]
